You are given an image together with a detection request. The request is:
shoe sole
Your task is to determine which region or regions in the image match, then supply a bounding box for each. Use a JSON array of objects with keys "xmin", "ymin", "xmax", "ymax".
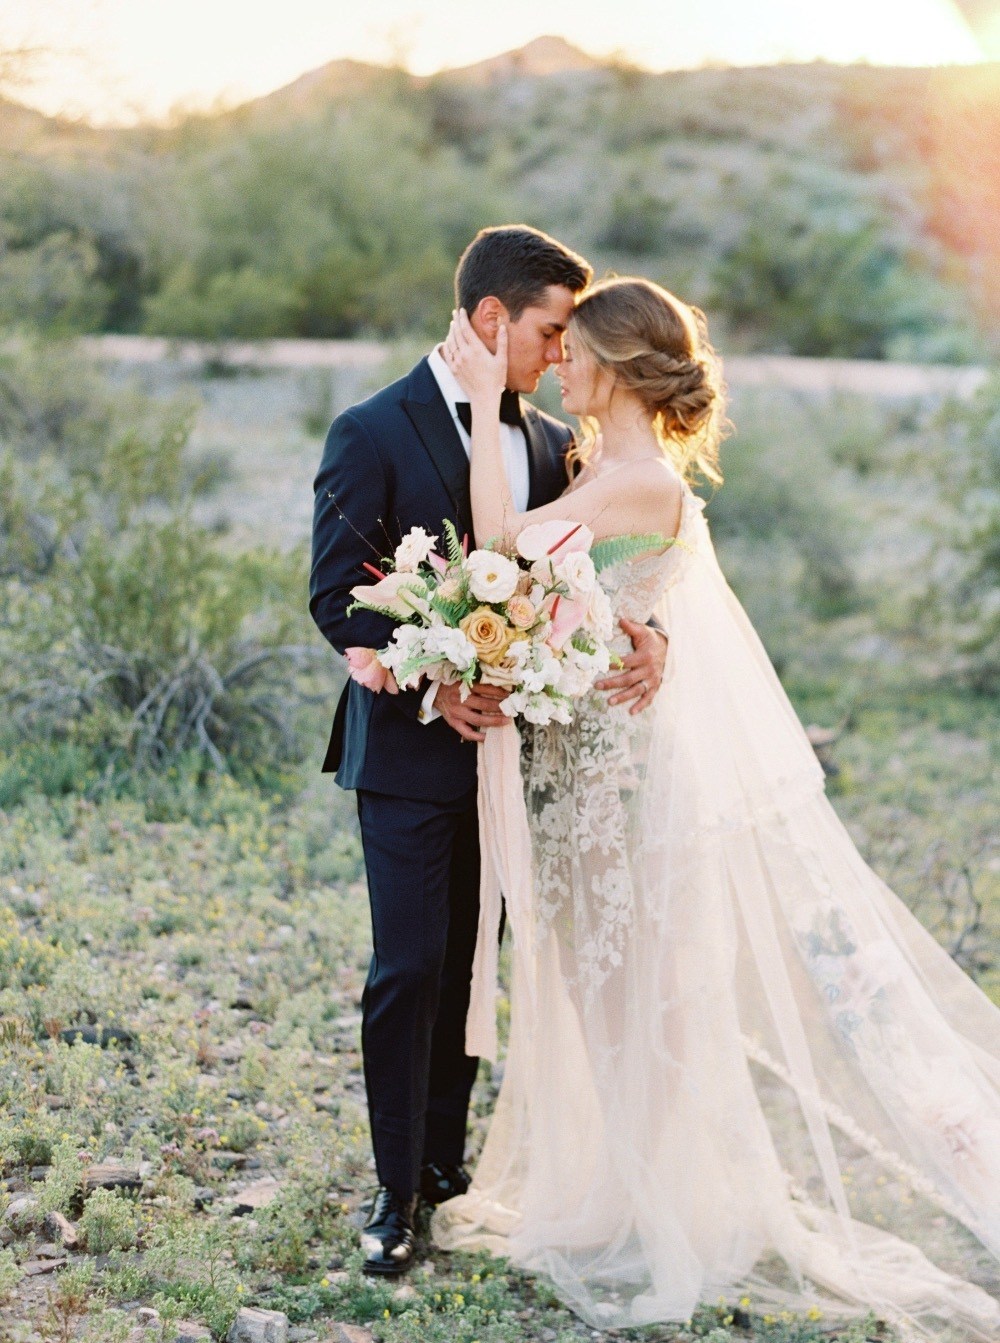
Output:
[{"xmin": 362, "ymin": 1259, "xmax": 412, "ymax": 1276}]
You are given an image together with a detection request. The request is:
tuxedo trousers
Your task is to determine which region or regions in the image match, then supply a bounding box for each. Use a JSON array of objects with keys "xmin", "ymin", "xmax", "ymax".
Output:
[{"xmin": 356, "ymin": 786, "xmax": 481, "ymax": 1199}]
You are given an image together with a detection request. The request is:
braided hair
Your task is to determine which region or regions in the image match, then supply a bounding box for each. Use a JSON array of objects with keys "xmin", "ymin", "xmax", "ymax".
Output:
[{"xmin": 566, "ymin": 276, "xmax": 727, "ymax": 486}]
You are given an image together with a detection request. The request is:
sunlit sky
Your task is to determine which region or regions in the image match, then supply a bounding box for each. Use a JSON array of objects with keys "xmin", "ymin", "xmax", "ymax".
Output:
[{"xmin": 0, "ymin": 0, "xmax": 987, "ymax": 124}]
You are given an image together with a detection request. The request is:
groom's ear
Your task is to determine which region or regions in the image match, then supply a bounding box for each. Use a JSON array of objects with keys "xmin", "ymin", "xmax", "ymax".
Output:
[{"xmin": 474, "ymin": 296, "xmax": 508, "ymax": 342}]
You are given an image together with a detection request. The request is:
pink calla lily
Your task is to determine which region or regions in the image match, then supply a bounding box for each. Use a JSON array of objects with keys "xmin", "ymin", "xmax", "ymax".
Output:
[
  {"xmin": 516, "ymin": 520, "xmax": 594, "ymax": 564},
  {"xmin": 349, "ymin": 570, "xmax": 431, "ymax": 619},
  {"xmin": 545, "ymin": 593, "xmax": 589, "ymax": 650}
]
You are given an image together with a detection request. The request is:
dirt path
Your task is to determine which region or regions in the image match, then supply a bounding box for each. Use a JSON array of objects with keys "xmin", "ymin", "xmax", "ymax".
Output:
[{"xmin": 83, "ymin": 335, "xmax": 989, "ymax": 400}]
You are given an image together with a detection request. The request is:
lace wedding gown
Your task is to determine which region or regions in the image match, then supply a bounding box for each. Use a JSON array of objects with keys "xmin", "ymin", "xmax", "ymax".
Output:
[{"xmin": 432, "ymin": 486, "xmax": 1000, "ymax": 1339}]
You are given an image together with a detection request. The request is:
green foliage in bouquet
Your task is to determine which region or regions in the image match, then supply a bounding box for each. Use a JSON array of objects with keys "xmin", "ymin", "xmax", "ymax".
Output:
[{"xmin": 590, "ymin": 533, "xmax": 669, "ymax": 572}]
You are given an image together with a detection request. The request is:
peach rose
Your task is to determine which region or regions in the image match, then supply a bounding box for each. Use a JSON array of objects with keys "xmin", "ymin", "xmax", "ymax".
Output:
[
  {"xmin": 506, "ymin": 594, "xmax": 537, "ymax": 629},
  {"xmin": 436, "ymin": 574, "xmax": 463, "ymax": 601},
  {"xmin": 459, "ymin": 607, "xmax": 512, "ymax": 666}
]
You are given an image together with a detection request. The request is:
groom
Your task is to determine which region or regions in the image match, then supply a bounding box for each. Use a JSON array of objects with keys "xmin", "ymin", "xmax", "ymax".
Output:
[{"xmin": 310, "ymin": 225, "xmax": 667, "ymax": 1274}]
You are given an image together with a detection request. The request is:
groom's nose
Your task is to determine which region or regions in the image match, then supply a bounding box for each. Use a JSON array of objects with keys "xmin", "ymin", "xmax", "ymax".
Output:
[{"xmin": 543, "ymin": 334, "xmax": 565, "ymax": 363}]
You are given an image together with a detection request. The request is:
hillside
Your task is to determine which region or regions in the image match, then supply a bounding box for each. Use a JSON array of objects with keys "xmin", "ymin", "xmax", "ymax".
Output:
[{"xmin": 0, "ymin": 44, "xmax": 998, "ymax": 354}]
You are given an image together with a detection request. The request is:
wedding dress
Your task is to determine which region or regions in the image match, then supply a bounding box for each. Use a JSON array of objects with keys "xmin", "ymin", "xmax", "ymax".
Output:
[{"xmin": 431, "ymin": 485, "xmax": 1000, "ymax": 1339}]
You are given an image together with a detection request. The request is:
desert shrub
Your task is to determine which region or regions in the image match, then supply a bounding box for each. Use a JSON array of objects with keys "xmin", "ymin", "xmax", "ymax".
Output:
[
  {"xmin": 143, "ymin": 263, "xmax": 298, "ymax": 339},
  {"xmin": 1, "ymin": 520, "xmax": 322, "ymax": 782},
  {"xmin": 705, "ymin": 414, "xmax": 859, "ymax": 622},
  {"xmin": 143, "ymin": 97, "xmax": 509, "ymax": 339},
  {"xmin": 0, "ymin": 1248, "xmax": 21, "ymax": 1304},
  {"xmin": 0, "ymin": 341, "xmax": 330, "ymax": 789},
  {"xmin": 79, "ymin": 1188, "xmax": 141, "ymax": 1254},
  {"xmin": 0, "ymin": 232, "xmax": 110, "ymax": 334},
  {"xmin": 710, "ymin": 204, "xmax": 975, "ymax": 361},
  {"xmin": 926, "ymin": 373, "xmax": 1000, "ymax": 691},
  {"xmin": 597, "ymin": 176, "xmax": 671, "ymax": 255}
]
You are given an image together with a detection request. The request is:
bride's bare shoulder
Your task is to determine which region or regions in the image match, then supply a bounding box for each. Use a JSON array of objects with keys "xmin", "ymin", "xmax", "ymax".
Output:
[{"xmin": 620, "ymin": 458, "xmax": 684, "ymax": 535}]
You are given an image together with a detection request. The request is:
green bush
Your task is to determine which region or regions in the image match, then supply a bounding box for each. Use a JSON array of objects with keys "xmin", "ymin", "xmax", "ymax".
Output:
[
  {"xmin": 79, "ymin": 1188, "xmax": 141, "ymax": 1254},
  {"xmin": 2, "ymin": 520, "xmax": 322, "ymax": 781},
  {"xmin": 0, "ymin": 341, "xmax": 330, "ymax": 788},
  {"xmin": 143, "ymin": 263, "xmax": 298, "ymax": 340},
  {"xmin": 0, "ymin": 232, "xmax": 110, "ymax": 334},
  {"xmin": 710, "ymin": 206, "xmax": 975, "ymax": 361},
  {"xmin": 927, "ymin": 373, "xmax": 1000, "ymax": 691}
]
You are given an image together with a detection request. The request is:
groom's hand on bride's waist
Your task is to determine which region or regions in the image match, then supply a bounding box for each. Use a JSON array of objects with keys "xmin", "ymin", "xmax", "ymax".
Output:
[
  {"xmin": 435, "ymin": 681, "xmax": 510, "ymax": 743},
  {"xmin": 594, "ymin": 619, "xmax": 667, "ymax": 715}
]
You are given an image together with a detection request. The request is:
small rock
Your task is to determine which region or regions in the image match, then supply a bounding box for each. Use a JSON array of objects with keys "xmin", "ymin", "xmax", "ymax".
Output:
[
  {"xmin": 43, "ymin": 1210, "xmax": 80, "ymax": 1249},
  {"xmin": 137, "ymin": 1307, "xmax": 161, "ymax": 1324},
  {"xmin": 35, "ymin": 1242, "xmax": 65, "ymax": 1259},
  {"xmin": 23, "ymin": 1256, "xmax": 67, "ymax": 1275},
  {"xmin": 0, "ymin": 1224, "xmax": 13, "ymax": 1246},
  {"xmin": 232, "ymin": 1176, "xmax": 281, "ymax": 1215},
  {"xmin": 323, "ymin": 1270, "xmax": 350, "ymax": 1286},
  {"xmin": 212, "ymin": 1152, "xmax": 248, "ymax": 1170},
  {"xmin": 226, "ymin": 1306, "xmax": 290, "ymax": 1343},
  {"xmin": 60, "ymin": 1023, "xmax": 136, "ymax": 1048},
  {"xmin": 287, "ymin": 1331, "xmax": 318, "ymax": 1343},
  {"xmin": 392, "ymin": 1283, "xmax": 418, "ymax": 1303},
  {"xmin": 330, "ymin": 1328, "xmax": 373, "ymax": 1343},
  {"xmin": 173, "ymin": 1323, "xmax": 212, "ymax": 1343},
  {"xmin": 3, "ymin": 1195, "xmax": 39, "ymax": 1225},
  {"xmin": 193, "ymin": 1186, "xmax": 216, "ymax": 1210},
  {"xmin": 82, "ymin": 1160, "xmax": 141, "ymax": 1193}
]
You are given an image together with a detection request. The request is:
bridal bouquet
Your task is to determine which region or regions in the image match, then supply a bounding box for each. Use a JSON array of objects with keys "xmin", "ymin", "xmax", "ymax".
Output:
[{"xmin": 345, "ymin": 519, "xmax": 665, "ymax": 726}]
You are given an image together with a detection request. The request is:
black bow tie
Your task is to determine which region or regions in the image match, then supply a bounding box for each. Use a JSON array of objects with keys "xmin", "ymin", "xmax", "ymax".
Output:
[{"xmin": 455, "ymin": 389, "xmax": 523, "ymax": 434}]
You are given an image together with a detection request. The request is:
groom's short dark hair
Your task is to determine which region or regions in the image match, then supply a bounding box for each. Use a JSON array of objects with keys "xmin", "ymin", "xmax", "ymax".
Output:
[{"xmin": 456, "ymin": 225, "xmax": 592, "ymax": 319}]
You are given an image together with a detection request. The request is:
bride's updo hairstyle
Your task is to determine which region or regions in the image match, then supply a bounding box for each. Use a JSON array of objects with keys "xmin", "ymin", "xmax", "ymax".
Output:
[{"xmin": 567, "ymin": 276, "xmax": 726, "ymax": 486}]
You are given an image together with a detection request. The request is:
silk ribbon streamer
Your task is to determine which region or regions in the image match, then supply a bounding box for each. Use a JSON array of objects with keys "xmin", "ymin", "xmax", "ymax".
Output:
[{"xmin": 466, "ymin": 725, "xmax": 535, "ymax": 1062}]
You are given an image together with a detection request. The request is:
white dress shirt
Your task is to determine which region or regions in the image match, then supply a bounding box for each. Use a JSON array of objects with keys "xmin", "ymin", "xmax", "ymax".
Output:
[{"xmin": 419, "ymin": 346, "xmax": 531, "ymax": 724}]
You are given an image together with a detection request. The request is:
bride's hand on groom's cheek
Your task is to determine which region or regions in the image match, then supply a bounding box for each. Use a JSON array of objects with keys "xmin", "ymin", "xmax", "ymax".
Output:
[
  {"xmin": 443, "ymin": 309, "xmax": 508, "ymax": 401},
  {"xmin": 594, "ymin": 620, "xmax": 667, "ymax": 715},
  {"xmin": 436, "ymin": 680, "xmax": 510, "ymax": 743}
]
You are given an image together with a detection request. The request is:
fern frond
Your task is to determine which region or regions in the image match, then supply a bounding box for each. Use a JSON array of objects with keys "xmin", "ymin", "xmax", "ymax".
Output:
[
  {"xmin": 346, "ymin": 598, "xmax": 415, "ymax": 623},
  {"xmin": 591, "ymin": 533, "xmax": 670, "ymax": 572},
  {"xmin": 442, "ymin": 519, "xmax": 463, "ymax": 567},
  {"xmin": 429, "ymin": 595, "xmax": 469, "ymax": 625}
]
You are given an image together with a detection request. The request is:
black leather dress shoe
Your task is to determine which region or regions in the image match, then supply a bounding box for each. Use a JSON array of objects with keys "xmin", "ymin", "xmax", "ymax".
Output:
[
  {"xmin": 419, "ymin": 1161, "xmax": 471, "ymax": 1207},
  {"xmin": 361, "ymin": 1187, "xmax": 417, "ymax": 1275}
]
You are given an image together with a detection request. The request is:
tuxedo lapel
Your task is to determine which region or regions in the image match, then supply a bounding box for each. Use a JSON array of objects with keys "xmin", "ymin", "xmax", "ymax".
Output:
[
  {"xmin": 522, "ymin": 404, "xmax": 548, "ymax": 510},
  {"xmin": 523, "ymin": 404, "xmax": 570, "ymax": 509},
  {"xmin": 401, "ymin": 360, "xmax": 473, "ymax": 541}
]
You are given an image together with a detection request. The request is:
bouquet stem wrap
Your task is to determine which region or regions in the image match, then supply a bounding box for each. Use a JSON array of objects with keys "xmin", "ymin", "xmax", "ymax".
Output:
[{"xmin": 466, "ymin": 726, "xmax": 535, "ymax": 1062}]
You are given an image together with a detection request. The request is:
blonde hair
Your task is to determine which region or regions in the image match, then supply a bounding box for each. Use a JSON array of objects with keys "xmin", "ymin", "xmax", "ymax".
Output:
[{"xmin": 566, "ymin": 276, "xmax": 727, "ymax": 486}]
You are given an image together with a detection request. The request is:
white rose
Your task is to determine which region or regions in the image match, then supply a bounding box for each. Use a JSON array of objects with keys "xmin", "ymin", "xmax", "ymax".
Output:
[
  {"xmin": 423, "ymin": 623, "xmax": 477, "ymax": 672},
  {"xmin": 394, "ymin": 527, "xmax": 438, "ymax": 573},
  {"xmin": 583, "ymin": 584, "xmax": 614, "ymax": 641},
  {"xmin": 465, "ymin": 549, "xmax": 520, "ymax": 603},
  {"xmin": 554, "ymin": 551, "xmax": 596, "ymax": 601}
]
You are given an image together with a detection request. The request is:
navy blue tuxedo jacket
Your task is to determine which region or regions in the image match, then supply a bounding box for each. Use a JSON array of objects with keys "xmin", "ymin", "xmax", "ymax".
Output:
[{"xmin": 310, "ymin": 356, "xmax": 574, "ymax": 802}]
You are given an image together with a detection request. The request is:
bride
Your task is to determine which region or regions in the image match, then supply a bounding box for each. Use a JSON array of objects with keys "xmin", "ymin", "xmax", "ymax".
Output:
[{"xmin": 431, "ymin": 278, "xmax": 1000, "ymax": 1339}]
